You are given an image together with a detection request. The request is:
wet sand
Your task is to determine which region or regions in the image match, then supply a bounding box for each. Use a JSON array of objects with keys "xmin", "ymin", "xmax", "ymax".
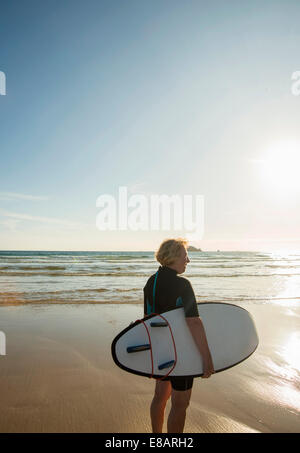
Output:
[{"xmin": 0, "ymin": 302, "xmax": 299, "ymax": 433}]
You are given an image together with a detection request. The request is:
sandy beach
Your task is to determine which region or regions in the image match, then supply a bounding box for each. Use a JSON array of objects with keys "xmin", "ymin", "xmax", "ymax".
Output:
[
  {"xmin": 0, "ymin": 302, "xmax": 299, "ymax": 433},
  {"xmin": 2, "ymin": 0, "xmax": 300, "ymax": 435}
]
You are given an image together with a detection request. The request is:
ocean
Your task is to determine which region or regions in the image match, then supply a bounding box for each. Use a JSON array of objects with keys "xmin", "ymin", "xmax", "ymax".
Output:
[{"xmin": 0, "ymin": 250, "xmax": 300, "ymax": 306}]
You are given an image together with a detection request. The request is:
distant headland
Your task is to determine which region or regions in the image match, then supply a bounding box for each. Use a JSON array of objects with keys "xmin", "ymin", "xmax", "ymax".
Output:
[{"xmin": 187, "ymin": 246, "xmax": 202, "ymax": 252}]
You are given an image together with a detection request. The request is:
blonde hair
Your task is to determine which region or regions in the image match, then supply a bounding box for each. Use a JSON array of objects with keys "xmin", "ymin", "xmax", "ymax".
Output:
[{"xmin": 155, "ymin": 238, "xmax": 188, "ymax": 266}]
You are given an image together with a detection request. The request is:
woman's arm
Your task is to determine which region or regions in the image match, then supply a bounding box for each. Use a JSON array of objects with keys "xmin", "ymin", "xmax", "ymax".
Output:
[{"xmin": 185, "ymin": 317, "xmax": 215, "ymax": 378}]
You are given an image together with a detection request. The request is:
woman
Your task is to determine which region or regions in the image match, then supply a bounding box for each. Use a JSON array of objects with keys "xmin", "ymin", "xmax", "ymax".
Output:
[{"xmin": 143, "ymin": 238, "xmax": 214, "ymax": 433}]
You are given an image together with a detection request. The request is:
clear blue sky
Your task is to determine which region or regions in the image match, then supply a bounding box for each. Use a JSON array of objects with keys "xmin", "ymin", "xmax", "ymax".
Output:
[{"xmin": 1, "ymin": 0, "xmax": 300, "ymax": 251}]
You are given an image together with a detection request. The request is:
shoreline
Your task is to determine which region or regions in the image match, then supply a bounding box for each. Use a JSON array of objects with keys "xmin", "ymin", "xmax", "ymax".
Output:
[{"xmin": 1, "ymin": 297, "xmax": 300, "ymax": 307}]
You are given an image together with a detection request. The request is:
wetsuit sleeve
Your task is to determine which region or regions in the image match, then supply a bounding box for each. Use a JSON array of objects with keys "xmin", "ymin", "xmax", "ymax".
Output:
[
  {"xmin": 181, "ymin": 279, "xmax": 199, "ymax": 318},
  {"xmin": 143, "ymin": 275, "xmax": 156, "ymax": 316},
  {"xmin": 143, "ymin": 285, "xmax": 147, "ymax": 316},
  {"xmin": 143, "ymin": 281, "xmax": 152, "ymax": 316}
]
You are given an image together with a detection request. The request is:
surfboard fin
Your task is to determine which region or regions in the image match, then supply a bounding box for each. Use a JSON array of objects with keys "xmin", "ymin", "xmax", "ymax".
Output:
[
  {"xmin": 127, "ymin": 344, "xmax": 151, "ymax": 353},
  {"xmin": 158, "ymin": 360, "xmax": 175, "ymax": 370},
  {"xmin": 150, "ymin": 321, "xmax": 168, "ymax": 327}
]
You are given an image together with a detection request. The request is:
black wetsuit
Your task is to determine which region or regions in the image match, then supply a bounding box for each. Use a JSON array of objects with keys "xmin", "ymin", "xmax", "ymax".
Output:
[{"xmin": 143, "ymin": 265, "xmax": 199, "ymax": 391}]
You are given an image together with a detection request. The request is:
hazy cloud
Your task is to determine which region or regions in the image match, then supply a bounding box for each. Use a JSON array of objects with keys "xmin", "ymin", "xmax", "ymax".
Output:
[
  {"xmin": 0, "ymin": 208, "xmax": 90, "ymax": 230},
  {"xmin": 0, "ymin": 192, "xmax": 49, "ymax": 201}
]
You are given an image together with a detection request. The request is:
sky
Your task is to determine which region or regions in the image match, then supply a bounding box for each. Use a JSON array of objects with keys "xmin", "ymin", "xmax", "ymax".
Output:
[{"xmin": 1, "ymin": 0, "xmax": 300, "ymax": 252}]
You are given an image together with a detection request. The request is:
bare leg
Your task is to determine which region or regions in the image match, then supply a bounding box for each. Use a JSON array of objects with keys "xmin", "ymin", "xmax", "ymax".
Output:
[
  {"xmin": 167, "ymin": 388, "xmax": 192, "ymax": 433},
  {"xmin": 150, "ymin": 380, "xmax": 172, "ymax": 433}
]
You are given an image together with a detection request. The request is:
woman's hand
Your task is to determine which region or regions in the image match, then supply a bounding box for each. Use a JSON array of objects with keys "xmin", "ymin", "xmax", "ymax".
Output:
[
  {"xmin": 202, "ymin": 356, "xmax": 215, "ymax": 379},
  {"xmin": 186, "ymin": 317, "xmax": 215, "ymax": 379}
]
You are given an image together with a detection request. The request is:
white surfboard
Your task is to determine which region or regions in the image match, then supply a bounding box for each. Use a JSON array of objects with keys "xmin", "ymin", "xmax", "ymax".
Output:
[{"xmin": 111, "ymin": 303, "xmax": 259, "ymax": 378}]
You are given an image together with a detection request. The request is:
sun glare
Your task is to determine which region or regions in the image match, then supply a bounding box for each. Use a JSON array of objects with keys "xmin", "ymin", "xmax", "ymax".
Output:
[{"xmin": 257, "ymin": 140, "xmax": 300, "ymax": 195}]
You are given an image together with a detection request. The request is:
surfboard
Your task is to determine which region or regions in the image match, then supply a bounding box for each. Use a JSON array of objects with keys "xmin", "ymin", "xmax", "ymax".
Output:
[{"xmin": 111, "ymin": 302, "xmax": 259, "ymax": 378}]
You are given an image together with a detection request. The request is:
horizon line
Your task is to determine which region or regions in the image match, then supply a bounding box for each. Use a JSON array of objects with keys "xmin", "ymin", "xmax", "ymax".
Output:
[{"xmin": 0, "ymin": 249, "xmax": 279, "ymax": 253}]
